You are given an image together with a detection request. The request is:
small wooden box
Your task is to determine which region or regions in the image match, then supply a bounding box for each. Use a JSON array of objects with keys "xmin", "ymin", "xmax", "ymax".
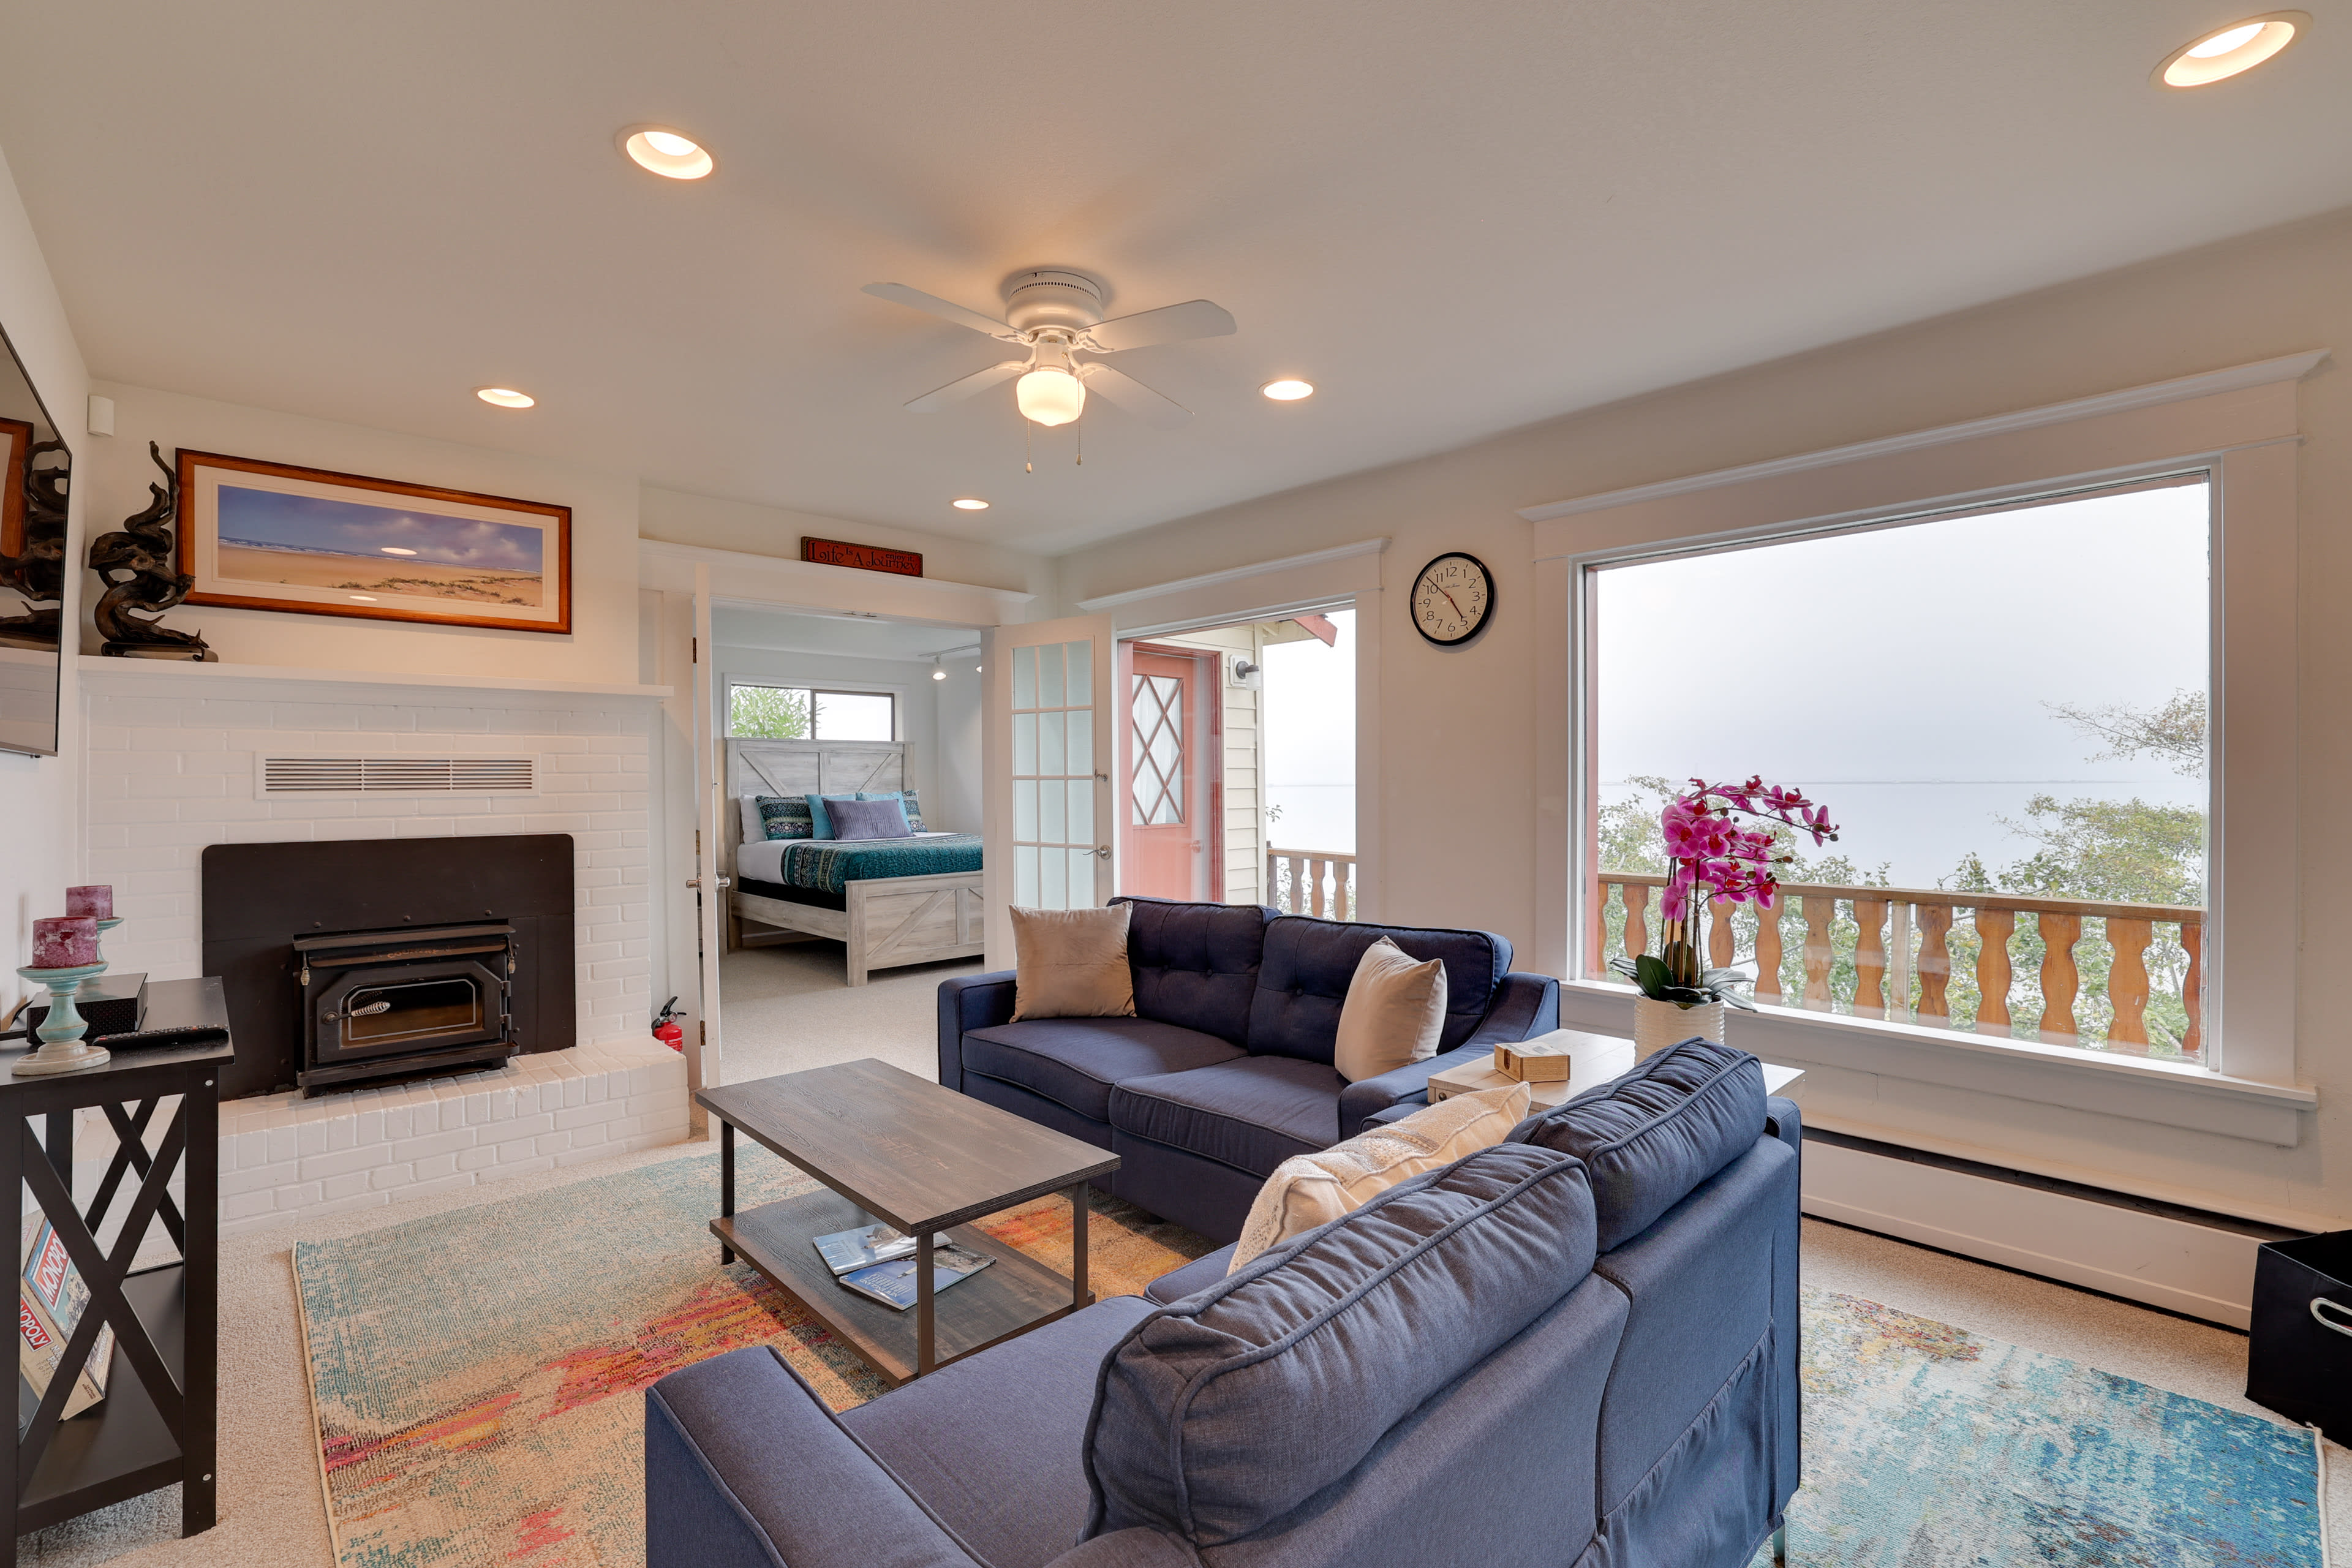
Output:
[
  {"xmin": 1427, "ymin": 1059, "xmax": 1574, "ymax": 1109},
  {"xmin": 1494, "ymin": 1038, "xmax": 1574, "ymax": 1082}
]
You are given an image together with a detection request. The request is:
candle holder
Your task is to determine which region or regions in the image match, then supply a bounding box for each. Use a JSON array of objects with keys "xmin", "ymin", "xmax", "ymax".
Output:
[
  {"xmin": 12, "ymin": 962, "xmax": 113, "ymax": 1076},
  {"xmin": 92, "ymin": 916, "xmax": 124, "ymax": 968}
]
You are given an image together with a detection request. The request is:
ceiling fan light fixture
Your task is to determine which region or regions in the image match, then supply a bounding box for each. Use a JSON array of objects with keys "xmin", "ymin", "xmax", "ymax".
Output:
[
  {"xmin": 2156, "ymin": 12, "xmax": 2305, "ymax": 85},
  {"xmin": 1016, "ymin": 368, "xmax": 1086, "ymax": 427},
  {"xmin": 618, "ymin": 125, "xmax": 715, "ymax": 179},
  {"xmin": 1261, "ymin": 379, "xmax": 1315, "ymax": 401}
]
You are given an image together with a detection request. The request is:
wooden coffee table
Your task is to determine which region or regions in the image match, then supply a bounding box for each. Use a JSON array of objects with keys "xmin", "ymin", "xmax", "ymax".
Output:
[{"xmin": 696, "ymin": 1059, "xmax": 1120, "ymax": 1387}]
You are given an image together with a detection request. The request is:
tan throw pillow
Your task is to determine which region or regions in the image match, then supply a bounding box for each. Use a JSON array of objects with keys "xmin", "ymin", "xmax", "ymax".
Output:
[
  {"xmin": 1331, "ymin": 937, "xmax": 1448, "ymax": 1083},
  {"xmin": 1228, "ymin": 1082, "xmax": 1534, "ymax": 1272},
  {"xmin": 1010, "ymin": 904, "xmax": 1137, "ymax": 1021}
]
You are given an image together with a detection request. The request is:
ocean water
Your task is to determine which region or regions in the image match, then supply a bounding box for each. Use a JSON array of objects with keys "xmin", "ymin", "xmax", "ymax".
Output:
[{"xmin": 1602, "ymin": 777, "xmax": 2207, "ymax": 891}]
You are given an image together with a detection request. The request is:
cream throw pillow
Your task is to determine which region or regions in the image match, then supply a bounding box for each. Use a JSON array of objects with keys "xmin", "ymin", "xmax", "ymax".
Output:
[
  {"xmin": 1009, "ymin": 904, "xmax": 1137, "ymax": 1021},
  {"xmin": 1228, "ymin": 1082, "xmax": 1534, "ymax": 1272},
  {"xmin": 1331, "ymin": 937, "xmax": 1448, "ymax": 1083}
]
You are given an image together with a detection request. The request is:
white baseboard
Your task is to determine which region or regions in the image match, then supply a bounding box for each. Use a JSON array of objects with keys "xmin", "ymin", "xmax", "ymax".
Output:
[{"xmin": 1802, "ymin": 1139, "xmax": 2267, "ymax": 1329}]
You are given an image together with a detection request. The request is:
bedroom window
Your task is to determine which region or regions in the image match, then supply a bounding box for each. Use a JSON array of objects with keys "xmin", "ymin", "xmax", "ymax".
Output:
[
  {"xmin": 728, "ymin": 685, "xmax": 896, "ymax": 741},
  {"xmin": 1588, "ymin": 473, "xmax": 2212, "ymax": 1063}
]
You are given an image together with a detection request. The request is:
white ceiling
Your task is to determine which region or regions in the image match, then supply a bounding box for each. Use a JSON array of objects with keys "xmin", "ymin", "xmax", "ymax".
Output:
[{"xmin": 5, "ymin": 2, "xmax": 2348, "ymax": 553}]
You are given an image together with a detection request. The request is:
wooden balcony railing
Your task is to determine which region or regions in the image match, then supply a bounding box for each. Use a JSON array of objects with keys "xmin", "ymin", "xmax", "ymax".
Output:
[
  {"xmin": 1270, "ymin": 848, "xmax": 1358, "ymax": 921},
  {"xmin": 1594, "ymin": 872, "xmax": 2204, "ymax": 1060}
]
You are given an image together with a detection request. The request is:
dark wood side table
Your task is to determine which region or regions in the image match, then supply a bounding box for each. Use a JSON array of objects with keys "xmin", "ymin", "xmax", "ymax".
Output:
[
  {"xmin": 0, "ymin": 978, "xmax": 224, "ymax": 1564},
  {"xmin": 697, "ymin": 1059, "xmax": 1119, "ymax": 1387}
]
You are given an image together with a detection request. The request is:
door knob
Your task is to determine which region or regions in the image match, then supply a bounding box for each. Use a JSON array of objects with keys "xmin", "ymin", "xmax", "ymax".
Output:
[{"xmin": 1093, "ymin": 846, "xmax": 1112, "ymax": 861}]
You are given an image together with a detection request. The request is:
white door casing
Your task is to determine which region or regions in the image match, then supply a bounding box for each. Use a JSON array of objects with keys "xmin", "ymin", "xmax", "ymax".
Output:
[{"xmin": 690, "ymin": 566, "xmax": 725, "ymax": 1115}]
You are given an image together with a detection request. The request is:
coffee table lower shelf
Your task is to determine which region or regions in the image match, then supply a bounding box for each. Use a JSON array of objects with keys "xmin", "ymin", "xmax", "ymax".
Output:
[{"xmin": 713, "ymin": 1188, "xmax": 1093, "ymax": 1387}]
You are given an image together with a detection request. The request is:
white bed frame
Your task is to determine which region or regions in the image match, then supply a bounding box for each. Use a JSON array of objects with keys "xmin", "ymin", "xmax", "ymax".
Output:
[{"xmin": 725, "ymin": 737, "xmax": 986, "ymax": 987}]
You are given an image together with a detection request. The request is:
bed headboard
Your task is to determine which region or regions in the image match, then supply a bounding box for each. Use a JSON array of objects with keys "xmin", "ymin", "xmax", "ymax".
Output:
[{"xmin": 723, "ymin": 737, "xmax": 907, "ymax": 861}]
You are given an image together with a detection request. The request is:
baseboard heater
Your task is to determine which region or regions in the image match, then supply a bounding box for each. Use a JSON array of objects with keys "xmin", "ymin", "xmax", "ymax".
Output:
[{"xmin": 1800, "ymin": 1128, "xmax": 2304, "ymax": 1330}]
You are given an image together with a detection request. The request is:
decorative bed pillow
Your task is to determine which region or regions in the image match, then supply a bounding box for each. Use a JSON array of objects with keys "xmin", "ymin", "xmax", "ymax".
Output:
[
  {"xmin": 1227, "ymin": 1081, "xmax": 1532, "ymax": 1272},
  {"xmin": 1011, "ymin": 904, "xmax": 1137, "ymax": 1021},
  {"xmin": 805, "ymin": 794, "xmax": 869, "ymax": 840},
  {"xmin": 829, "ymin": 796, "xmax": 913, "ymax": 840},
  {"xmin": 862, "ymin": 789, "xmax": 924, "ymax": 832},
  {"xmin": 1331, "ymin": 937, "xmax": 1447, "ymax": 1082},
  {"xmin": 755, "ymin": 796, "xmax": 814, "ymax": 841}
]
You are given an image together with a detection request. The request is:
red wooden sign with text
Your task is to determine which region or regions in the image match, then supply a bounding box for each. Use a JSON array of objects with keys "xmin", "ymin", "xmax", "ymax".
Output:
[{"xmin": 802, "ymin": 537, "xmax": 922, "ymax": 578}]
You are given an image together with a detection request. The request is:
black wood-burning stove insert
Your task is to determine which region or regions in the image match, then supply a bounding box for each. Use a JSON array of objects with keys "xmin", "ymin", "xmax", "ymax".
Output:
[{"xmin": 293, "ymin": 923, "xmax": 520, "ymax": 1091}]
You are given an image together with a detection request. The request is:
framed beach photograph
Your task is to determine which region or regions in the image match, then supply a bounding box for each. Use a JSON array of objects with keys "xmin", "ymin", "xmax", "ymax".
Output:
[
  {"xmin": 175, "ymin": 450, "xmax": 571, "ymax": 634},
  {"xmin": 0, "ymin": 415, "xmax": 31, "ymax": 558}
]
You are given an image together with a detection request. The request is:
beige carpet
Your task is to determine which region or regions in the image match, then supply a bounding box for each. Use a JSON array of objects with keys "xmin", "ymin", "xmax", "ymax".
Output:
[{"xmin": 21, "ymin": 945, "xmax": 2347, "ymax": 1565}]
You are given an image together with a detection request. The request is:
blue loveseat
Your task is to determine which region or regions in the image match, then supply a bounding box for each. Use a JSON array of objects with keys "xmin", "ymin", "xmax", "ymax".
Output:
[
  {"xmin": 644, "ymin": 1041, "xmax": 1803, "ymax": 1568},
  {"xmin": 935, "ymin": 896, "xmax": 1562, "ymax": 1242}
]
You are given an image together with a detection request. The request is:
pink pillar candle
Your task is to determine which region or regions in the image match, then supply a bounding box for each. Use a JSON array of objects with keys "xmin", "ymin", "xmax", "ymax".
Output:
[
  {"xmin": 31, "ymin": 916, "xmax": 98, "ymax": 970},
  {"xmin": 64, "ymin": 884, "xmax": 112, "ymax": 919}
]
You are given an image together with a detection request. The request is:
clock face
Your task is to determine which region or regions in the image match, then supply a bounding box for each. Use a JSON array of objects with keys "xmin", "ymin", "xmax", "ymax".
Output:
[{"xmin": 1411, "ymin": 552, "xmax": 1493, "ymax": 646}]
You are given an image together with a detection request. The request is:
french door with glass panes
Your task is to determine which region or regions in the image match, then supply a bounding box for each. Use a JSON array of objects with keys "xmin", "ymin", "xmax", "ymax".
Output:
[{"xmin": 982, "ymin": 616, "xmax": 1117, "ymax": 965}]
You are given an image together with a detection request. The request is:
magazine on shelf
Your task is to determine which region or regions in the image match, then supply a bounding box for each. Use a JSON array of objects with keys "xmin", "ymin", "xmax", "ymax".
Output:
[
  {"xmin": 812, "ymin": 1223, "xmax": 953, "ymax": 1278},
  {"xmin": 19, "ymin": 1212, "xmax": 113, "ymax": 1438},
  {"xmin": 837, "ymin": 1245, "xmax": 995, "ymax": 1311}
]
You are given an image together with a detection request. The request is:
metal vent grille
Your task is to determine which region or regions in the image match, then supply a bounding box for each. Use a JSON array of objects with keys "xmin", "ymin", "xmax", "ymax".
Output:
[{"xmin": 259, "ymin": 756, "xmax": 537, "ymax": 795}]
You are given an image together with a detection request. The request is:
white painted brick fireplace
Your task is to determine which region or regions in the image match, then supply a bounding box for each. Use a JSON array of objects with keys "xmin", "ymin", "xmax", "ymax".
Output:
[{"xmin": 73, "ymin": 659, "xmax": 690, "ymax": 1231}]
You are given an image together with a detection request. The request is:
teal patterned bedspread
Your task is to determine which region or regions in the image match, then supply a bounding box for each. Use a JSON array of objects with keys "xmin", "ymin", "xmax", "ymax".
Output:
[{"xmin": 773, "ymin": 834, "xmax": 983, "ymax": 894}]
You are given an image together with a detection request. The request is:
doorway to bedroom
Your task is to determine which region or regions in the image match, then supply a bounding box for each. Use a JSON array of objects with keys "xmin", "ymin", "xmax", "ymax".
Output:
[{"xmin": 708, "ymin": 603, "xmax": 988, "ymax": 1087}]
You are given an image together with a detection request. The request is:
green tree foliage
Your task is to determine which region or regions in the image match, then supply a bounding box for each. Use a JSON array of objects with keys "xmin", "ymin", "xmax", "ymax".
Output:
[{"xmin": 729, "ymin": 685, "xmax": 810, "ymax": 739}]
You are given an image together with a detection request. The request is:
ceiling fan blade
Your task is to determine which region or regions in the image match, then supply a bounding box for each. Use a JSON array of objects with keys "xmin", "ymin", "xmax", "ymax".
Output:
[
  {"xmin": 905, "ymin": 360, "xmax": 1027, "ymax": 413},
  {"xmin": 1082, "ymin": 299, "xmax": 1237, "ymax": 353},
  {"xmin": 1077, "ymin": 362, "xmax": 1191, "ymax": 428},
  {"xmin": 863, "ymin": 282, "xmax": 1019, "ymax": 339}
]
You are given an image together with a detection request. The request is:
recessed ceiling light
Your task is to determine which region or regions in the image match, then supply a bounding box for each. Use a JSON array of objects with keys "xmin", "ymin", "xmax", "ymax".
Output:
[
  {"xmin": 952, "ymin": 497, "xmax": 990, "ymax": 510},
  {"xmin": 932, "ymin": 668, "xmax": 948, "ymax": 680},
  {"xmin": 2156, "ymin": 12, "xmax": 2305, "ymax": 86},
  {"xmin": 379, "ymin": 546, "xmax": 418, "ymax": 556},
  {"xmin": 475, "ymin": 386, "xmax": 535, "ymax": 409},
  {"xmin": 619, "ymin": 125, "xmax": 715, "ymax": 179},
  {"xmin": 1261, "ymin": 379, "xmax": 1315, "ymax": 401}
]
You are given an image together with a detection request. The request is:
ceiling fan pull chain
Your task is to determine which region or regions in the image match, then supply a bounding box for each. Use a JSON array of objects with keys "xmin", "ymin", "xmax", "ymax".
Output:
[{"xmin": 1024, "ymin": 413, "xmax": 1033, "ymax": 474}]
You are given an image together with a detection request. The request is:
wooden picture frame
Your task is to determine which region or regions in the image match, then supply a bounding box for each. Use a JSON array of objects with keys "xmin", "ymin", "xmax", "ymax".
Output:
[
  {"xmin": 0, "ymin": 416, "xmax": 30, "ymax": 559},
  {"xmin": 175, "ymin": 450, "xmax": 571, "ymax": 634}
]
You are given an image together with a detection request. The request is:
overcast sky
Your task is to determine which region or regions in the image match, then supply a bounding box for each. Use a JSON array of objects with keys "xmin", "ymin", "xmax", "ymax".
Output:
[
  {"xmin": 1594, "ymin": 481, "xmax": 2210, "ymax": 788},
  {"xmin": 217, "ymin": 484, "xmax": 544, "ymax": 571}
]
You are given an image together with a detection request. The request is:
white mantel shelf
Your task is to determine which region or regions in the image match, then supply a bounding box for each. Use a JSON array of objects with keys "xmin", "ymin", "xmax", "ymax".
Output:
[{"xmin": 77, "ymin": 655, "xmax": 673, "ymax": 703}]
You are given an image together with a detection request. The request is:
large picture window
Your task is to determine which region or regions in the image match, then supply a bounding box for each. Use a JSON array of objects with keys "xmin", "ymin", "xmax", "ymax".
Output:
[
  {"xmin": 726, "ymin": 684, "xmax": 895, "ymax": 741},
  {"xmin": 1587, "ymin": 475, "xmax": 2211, "ymax": 1063}
]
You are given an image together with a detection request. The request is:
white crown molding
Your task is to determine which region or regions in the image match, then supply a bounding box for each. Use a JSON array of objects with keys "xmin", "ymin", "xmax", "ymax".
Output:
[
  {"xmin": 1517, "ymin": 349, "xmax": 2330, "ymax": 522},
  {"xmin": 77, "ymin": 655, "xmax": 671, "ymax": 704},
  {"xmin": 1074, "ymin": 537, "xmax": 1390, "ymax": 612},
  {"xmin": 638, "ymin": 538, "xmax": 1037, "ymax": 608}
]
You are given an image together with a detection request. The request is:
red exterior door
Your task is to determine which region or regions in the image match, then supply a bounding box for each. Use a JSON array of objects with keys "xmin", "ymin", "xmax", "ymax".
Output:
[{"xmin": 1125, "ymin": 650, "xmax": 1202, "ymax": 900}]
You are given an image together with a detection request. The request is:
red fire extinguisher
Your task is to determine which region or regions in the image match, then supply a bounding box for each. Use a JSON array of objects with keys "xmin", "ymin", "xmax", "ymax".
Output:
[{"xmin": 652, "ymin": 997, "xmax": 684, "ymax": 1052}]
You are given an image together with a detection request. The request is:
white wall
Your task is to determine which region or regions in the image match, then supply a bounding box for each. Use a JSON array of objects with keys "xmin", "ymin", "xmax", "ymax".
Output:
[
  {"xmin": 1054, "ymin": 205, "xmax": 2352, "ymax": 1229},
  {"xmin": 933, "ymin": 656, "xmax": 982, "ymax": 842},
  {"xmin": 641, "ymin": 484, "xmax": 1057, "ymax": 605},
  {"xmin": 83, "ymin": 381, "xmax": 643, "ymax": 684},
  {"xmin": 0, "ymin": 147, "xmax": 86, "ymax": 982}
]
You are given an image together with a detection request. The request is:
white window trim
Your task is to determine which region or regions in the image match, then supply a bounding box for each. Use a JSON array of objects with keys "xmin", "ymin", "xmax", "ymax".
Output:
[
  {"xmin": 1528, "ymin": 351, "xmax": 2326, "ymax": 1144},
  {"xmin": 723, "ymin": 678, "xmax": 906, "ymax": 742}
]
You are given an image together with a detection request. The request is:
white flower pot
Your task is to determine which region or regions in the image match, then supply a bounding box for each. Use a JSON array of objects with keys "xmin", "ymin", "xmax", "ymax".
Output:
[{"xmin": 1634, "ymin": 997, "xmax": 1725, "ymax": 1061}]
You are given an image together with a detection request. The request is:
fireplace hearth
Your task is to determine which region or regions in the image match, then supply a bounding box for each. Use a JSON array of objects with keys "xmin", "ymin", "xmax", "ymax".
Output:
[{"xmin": 202, "ymin": 835, "xmax": 575, "ymax": 1099}]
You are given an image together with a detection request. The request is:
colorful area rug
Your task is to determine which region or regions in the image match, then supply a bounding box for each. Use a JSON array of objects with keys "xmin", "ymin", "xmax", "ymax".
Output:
[
  {"xmin": 1752, "ymin": 1290, "xmax": 2321, "ymax": 1566},
  {"xmin": 292, "ymin": 1145, "xmax": 1212, "ymax": 1568},
  {"xmin": 297, "ymin": 1155, "xmax": 2321, "ymax": 1568}
]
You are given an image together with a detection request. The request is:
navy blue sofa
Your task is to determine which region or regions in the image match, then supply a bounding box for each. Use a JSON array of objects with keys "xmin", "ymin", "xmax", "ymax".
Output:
[
  {"xmin": 935, "ymin": 896, "xmax": 1562, "ymax": 1242},
  {"xmin": 644, "ymin": 1041, "xmax": 1802, "ymax": 1568}
]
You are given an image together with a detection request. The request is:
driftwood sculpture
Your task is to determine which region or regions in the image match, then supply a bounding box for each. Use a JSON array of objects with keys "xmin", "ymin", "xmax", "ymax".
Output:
[
  {"xmin": 90, "ymin": 441, "xmax": 212, "ymax": 660},
  {"xmin": 0, "ymin": 437, "xmax": 69, "ymax": 648}
]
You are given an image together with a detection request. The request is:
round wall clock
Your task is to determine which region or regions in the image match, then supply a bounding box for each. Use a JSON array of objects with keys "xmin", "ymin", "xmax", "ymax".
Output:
[{"xmin": 1409, "ymin": 551, "xmax": 1494, "ymax": 646}]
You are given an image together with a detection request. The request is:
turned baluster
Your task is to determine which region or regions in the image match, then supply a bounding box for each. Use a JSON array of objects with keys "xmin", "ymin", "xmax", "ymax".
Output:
[
  {"xmin": 1914, "ymin": 905, "xmax": 1953, "ymax": 1023},
  {"xmin": 2038, "ymin": 911, "xmax": 2082, "ymax": 1045},
  {"xmin": 1708, "ymin": 897, "xmax": 1736, "ymax": 970},
  {"xmin": 2182, "ymin": 918, "xmax": 2204, "ymax": 1057},
  {"xmin": 1801, "ymin": 895, "xmax": 1836, "ymax": 1011},
  {"xmin": 1755, "ymin": 902, "xmax": 1785, "ymax": 1003},
  {"xmin": 1851, "ymin": 899, "xmax": 1890, "ymax": 1018},
  {"xmin": 2105, "ymin": 916, "xmax": 2153, "ymax": 1050},
  {"xmin": 1624, "ymin": 882, "xmax": 1650, "ymax": 962},
  {"xmin": 1888, "ymin": 903, "xmax": 1915, "ymax": 1020},
  {"xmin": 1975, "ymin": 909, "xmax": 2015, "ymax": 1031}
]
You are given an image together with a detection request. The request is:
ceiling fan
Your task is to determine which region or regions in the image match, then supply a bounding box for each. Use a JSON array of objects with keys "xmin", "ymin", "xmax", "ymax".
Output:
[{"xmin": 863, "ymin": 269, "xmax": 1235, "ymax": 431}]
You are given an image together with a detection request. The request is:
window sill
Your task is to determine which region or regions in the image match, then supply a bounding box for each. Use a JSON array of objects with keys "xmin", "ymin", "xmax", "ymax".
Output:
[{"xmin": 1555, "ymin": 978, "xmax": 2315, "ymax": 1146}]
